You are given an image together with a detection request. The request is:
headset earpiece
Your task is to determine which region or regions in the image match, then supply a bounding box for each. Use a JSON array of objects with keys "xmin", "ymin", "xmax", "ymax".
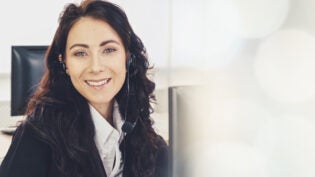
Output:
[{"xmin": 127, "ymin": 53, "xmax": 135, "ymax": 69}]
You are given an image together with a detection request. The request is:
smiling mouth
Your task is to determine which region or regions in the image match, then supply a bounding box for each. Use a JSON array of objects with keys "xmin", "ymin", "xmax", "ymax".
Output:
[{"xmin": 85, "ymin": 78, "xmax": 111, "ymax": 87}]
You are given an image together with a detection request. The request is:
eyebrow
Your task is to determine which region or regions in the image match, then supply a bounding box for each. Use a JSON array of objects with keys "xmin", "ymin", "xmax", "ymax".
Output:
[
  {"xmin": 69, "ymin": 40, "xmax": 121, "ymax": 50},
  {"xmin": 100, "ymin": 40, "xmax": 120, "ymax": 47}
]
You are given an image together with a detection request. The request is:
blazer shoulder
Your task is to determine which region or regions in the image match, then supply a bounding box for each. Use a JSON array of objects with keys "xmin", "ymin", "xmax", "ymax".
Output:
[
  {"xmin": 0, "ymin": 122, "xmax": 52, "ymax": 177},
  {"xmin": 154, "ymin": 135, "xmax": 170, "ymax": 177}
]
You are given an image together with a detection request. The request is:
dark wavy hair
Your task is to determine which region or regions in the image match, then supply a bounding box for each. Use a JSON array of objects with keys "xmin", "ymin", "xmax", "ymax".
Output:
[{"xmin": 24, "ymin": 0, "xmax": 166, "ymax": 176}]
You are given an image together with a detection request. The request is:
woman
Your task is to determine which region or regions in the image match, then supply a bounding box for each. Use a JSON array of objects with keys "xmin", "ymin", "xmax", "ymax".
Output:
[{"xmin": 0, "ymin": 0, "xmax": 168, "ymax": 177}]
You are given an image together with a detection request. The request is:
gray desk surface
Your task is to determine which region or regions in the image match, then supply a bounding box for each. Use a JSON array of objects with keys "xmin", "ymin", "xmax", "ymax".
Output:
[
  {"xmin": 0, "ymin": 115, "xmax": 24, "ymax": 164},
  {"xmin": 0, "ymin": 133, "xmax": 12, "ymax": 164}
]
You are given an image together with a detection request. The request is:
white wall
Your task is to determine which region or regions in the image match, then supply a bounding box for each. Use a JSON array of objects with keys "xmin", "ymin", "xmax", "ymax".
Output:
[{"xmin": 0, "ymin": 0, "xmax": 69, "ymax": 74}]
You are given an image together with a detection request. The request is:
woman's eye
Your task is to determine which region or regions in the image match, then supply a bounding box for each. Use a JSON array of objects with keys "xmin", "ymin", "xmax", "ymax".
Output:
[
  {"xmin": 74, "ymin": 51, "xmax": 87, "ymax": 57},
  {"xmin": 104, "ymin": 48, "xmax": 116, "ymax": 53}
]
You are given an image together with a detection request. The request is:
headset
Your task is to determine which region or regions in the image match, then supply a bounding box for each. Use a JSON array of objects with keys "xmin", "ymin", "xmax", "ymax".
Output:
[{"xmin": 121, "ymin": 53, "xmax": 138, "ymax": 134}]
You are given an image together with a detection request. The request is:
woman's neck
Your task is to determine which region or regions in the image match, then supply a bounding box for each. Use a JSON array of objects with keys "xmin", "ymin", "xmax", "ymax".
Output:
[{"xmin": 90, "ymin": 100, "xmax": 114, "ymax": 125}]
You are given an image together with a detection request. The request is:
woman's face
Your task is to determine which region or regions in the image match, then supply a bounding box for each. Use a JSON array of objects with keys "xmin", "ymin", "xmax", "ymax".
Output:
[{"xmin": 65, "ymin": 17, "xmax": 126, "ymax": 115}]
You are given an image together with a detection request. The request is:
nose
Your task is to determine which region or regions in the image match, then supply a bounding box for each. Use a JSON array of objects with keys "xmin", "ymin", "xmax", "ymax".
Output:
[{"xmin": 89, "ymin": 54, "xmax": 104, "ymax": 73}]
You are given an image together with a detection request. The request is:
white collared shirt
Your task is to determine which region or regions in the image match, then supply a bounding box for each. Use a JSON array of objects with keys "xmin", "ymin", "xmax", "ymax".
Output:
[{"xmin": 90, "ymin": 101, "xmax": 124, "ymax": 177}]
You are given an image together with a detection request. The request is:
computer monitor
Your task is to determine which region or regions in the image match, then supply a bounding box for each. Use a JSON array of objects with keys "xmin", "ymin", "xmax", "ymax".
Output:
[
  {"xmin": 11, "ymin": 46, "xmax": 48, "ymax": 116},
  {"xmin": 169, "ymin": 85, "xmax": 210, "ymax": 177}
]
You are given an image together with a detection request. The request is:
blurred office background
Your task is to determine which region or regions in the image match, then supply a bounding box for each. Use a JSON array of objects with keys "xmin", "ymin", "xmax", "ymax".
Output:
[{"xmin": 1, "ymin": 0, "xmax": 315, "ymax": 176}]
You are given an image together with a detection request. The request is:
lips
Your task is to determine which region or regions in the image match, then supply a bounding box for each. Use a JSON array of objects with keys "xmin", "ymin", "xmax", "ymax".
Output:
[{"xmin": 85, "ymin": 78, "xmax": 111, "ymax": 87}]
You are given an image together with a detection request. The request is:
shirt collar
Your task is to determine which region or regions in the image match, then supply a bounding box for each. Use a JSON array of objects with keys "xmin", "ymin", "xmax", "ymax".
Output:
[
  {"xmin": 112, "ymin": 101, "xmax": 125, "ymax": 135},
  {"xmin": 90, "ymin": 100, "xmax": 125, "ymax": 148}
]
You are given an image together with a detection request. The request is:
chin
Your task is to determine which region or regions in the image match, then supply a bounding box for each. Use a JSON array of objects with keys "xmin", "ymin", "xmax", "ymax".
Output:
[{"xmin": 90, "ymin": 97, "xmax": 114, "ymax": 105}]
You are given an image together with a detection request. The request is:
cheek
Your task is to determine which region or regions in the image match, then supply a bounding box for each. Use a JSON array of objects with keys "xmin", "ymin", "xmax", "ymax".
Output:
[
  {"xmin": 65, "ymin": 60, "xmax": 85, "ymax": 79},
  {"xmin": 111, "ymin": 61, "xmax": 127, "ymax": 86},
  {"xmin": 115, "ymin": 65, "xmax": 127, "ymax": 83},
  {"xmin": 111, "ymin": 56, "xmax": 127, "ymax": 74}
]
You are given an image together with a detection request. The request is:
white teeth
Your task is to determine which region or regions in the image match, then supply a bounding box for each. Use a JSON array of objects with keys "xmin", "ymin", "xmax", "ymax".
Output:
[{"xmin": 86, "ymin": 79, "xmax": 110, "ymax": 86}]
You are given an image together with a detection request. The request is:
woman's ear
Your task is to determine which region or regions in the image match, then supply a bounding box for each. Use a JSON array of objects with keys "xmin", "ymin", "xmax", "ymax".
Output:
[
  {"xmin": 64, "ymin": 61, "xmax": 69, "ymax": 75},
  {"xmin": 66, "ymin": 68, "xmax": 69, "ymax": 75},
  {"xmin": 58, "ymin": 54, "xmax": 68, "ymax": 74}
]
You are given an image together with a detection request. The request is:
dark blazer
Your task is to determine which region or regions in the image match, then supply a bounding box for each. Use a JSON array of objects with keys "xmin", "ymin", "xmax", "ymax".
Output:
[{"xmin": 0, "ymin": 123, "xmax": 169, "ymax": 177}]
